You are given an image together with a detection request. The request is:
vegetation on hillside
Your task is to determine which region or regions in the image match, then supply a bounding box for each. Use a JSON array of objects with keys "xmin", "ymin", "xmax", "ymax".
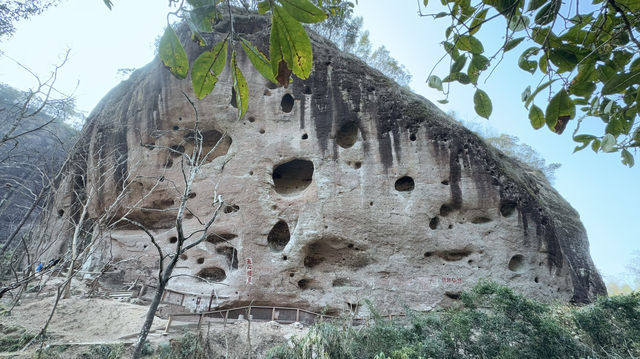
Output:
[{"xmin": 267, "ymin": 282, "xmax": 640, "ymax": 359}]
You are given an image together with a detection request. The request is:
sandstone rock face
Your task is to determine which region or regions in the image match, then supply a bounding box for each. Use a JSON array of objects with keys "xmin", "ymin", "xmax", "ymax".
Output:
[{"xmin": 43, "ymin": 14, "xmax": 605, "ymax": 314}]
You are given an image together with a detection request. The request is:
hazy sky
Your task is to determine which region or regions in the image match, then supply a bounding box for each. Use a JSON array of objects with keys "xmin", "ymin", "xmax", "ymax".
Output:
[{"xmin": 1, "ymin": 0, "xmax": 638, "ymax": 282}]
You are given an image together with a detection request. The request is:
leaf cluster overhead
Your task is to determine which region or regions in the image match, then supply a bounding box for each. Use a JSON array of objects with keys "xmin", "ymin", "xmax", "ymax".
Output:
[{"xmin": 422, "ymin": 0, "xmax": 640, "ymax": 166}]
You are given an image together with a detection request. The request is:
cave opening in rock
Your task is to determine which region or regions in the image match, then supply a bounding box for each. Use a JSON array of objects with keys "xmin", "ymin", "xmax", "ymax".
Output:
[
  {"xmin": 197, "ymin": 267, "xmax": 226, "ymax": 282},
  {"xmin": 272, "ymin": 159, "xmax": 314, "ymax": 196},
  {"xmin": 57, "ymin": 209, "xmax": 64, "ymax": 217},
  {"xmin": 429, "ymin": 217, "xmax": 439, "ymax": 230},
  {"xmin": 440, "ymin": 204, "xmax": 454, "ymax": 216},
  {"xmin": 223, "ymin": 204, "xmax": 240, "ymax": 213},
  {"xmin": 508, "ymin": 254, "xmax": 524, "ymax": 272},
  {"xmin": 500, "ymin": 200, "xmax": 517, "ymax": 217},
  {"xmin": 267, "ymin": 220, "xmax": 290, "ymax": 251},
  {"xmin": 281, "ymin": 93, "xmax": 294, "ymax": 113},
  {"xmin": 183, "ymin": 129, "xmax": 232, "ymax": 163},
  {"xmin": 395, "ymin": 176, "xmax": 415, "ymax": 191},
  {"xmin": 169, "ymin": 236, "xmax": 177, "ymax": 243},
  {"xmin": 336, "ymin": 122, "xmax": 358, "ymax": 148}
]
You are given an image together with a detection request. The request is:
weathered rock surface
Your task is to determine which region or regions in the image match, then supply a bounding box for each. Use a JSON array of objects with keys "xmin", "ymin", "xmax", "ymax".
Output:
[{"xmin": 41, "ymin": 13, "xmax": 605, "ymax": 315}]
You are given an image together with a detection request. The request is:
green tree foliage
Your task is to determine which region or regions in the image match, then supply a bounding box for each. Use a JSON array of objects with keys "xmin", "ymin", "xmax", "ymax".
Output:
[
  {"xmin": 486, "ymin": 134, "xmax": 562, "ymax": 183},
  {"xmin": 421, "ymin": 0, "xmax": 640, "ymax": 166},
  {"xmin": 268, "ymin": 281, "xmax": 640, "ymax": 359},
  {"xmin": 0, "ymin": 0, "xmax": 61, "ymax": 38}
]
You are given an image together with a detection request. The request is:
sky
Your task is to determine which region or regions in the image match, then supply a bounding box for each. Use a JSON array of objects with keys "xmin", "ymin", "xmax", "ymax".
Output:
[{"xmin": 0, "ymin": 0, "xmax": 638, "ymax": 283}]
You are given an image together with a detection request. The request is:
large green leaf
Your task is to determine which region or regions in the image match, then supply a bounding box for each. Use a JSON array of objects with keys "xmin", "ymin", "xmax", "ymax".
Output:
[
  {"xmin": 191, "ymin": 39, "xmax": 227, "ymax": 100},
  {"xmin": 504, "ymin": 37, "xmax": 525, "ymax": 52},
  {"xmin": 529, "ymin": 104, "xmax": 545, "ymax": 129},
  {"xmin": 270, "ymin": 5, "xmax": 314, "ymax": 83},
  {"xmin": 471, "ymin": 54, "xmax": 490, "ymax": 70},
  {"xmin": 189, "ymin": 4, "xmax": 217, "ymax": 33},
  {"xmin": 549, "ymin": 47, "xmax": 578, "ymax": 72},
  {"xmin": 451, "ymin": 55, "xmax": 467, "ymax": 73},
  {"xmin": 545, "ymin": 89, "xmax": 574, "ymax": 133},
  {"xmin": 524, "ymin": 79, "xmax": 554, "ymax": 108},
  {"xmin": 280, "ymin": 0, "xmax": 327, "ymax": 23},
  {"xmin": 469, "ymin": 9, "xmax": 488, "ymax": 35},
  {"xmin": 474, "ymin": 89, "xmax": 492, "ymax": 118},
  {"xmin": 231, "ymin": 51, "xmax": 249, "ymax": 119},
  {"xmin": 455, "ymin": 35, "xmax": 484, "ymax": 54},
  {"xmin": 601, "ymin": 70, "xmax": 640, "ymax": 95},
  {"xmin": 527, "ymin": 0, "xmax": 547, "ymax": 11},
  {"xmin": 159, "ymin": 26, "xmax": 189, "ymax": 79},
  {"xmin": 428, "ymin": 75, "xmax": 443, "ymax": 91},
  {"xmin": 240, "ymin": 37, "xmax": 276, "ymax": 84},
  {"xmin": 621, "ymin": 149, "xmax": 635, "ymax": 167},
  {"xmin": 518, "ymin": 47, "xmax": 539, "ymax": 74},
  {"xmin": 601, "ymin": 133, "xmax": 616, "ymax": 152}
]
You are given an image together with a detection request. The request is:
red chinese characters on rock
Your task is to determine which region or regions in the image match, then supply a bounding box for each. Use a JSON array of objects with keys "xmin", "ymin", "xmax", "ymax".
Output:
[
  {"xmin": 441, "ymin": 277, "xmax": 463, "ymax": 284},
  {"xmin": 246, "ymin": 258, "xmax": 253, "ymax": 285}
]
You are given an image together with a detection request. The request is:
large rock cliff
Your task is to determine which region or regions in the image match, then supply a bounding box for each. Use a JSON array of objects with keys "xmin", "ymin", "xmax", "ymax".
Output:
[{"xmin": 40, "ymin": 13, "xmax": 605, "ymax": 314}]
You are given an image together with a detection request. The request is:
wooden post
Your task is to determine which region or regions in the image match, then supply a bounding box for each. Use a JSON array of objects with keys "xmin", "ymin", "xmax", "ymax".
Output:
[
  {"xmin": 296, "ymin": 308, "xmax": 300, "ymax": 322},
  {"xmin": 224, "ymin": 309, "xmax": 228, "ymax": 325},
  {"xmin": 197, "ymin": 313, "xmax": 203, "ymax": 330},
  {"xmin": 163, "ymin": 315, "xmax": 173, "ymax": 335},
  {"xmin": 271, "ymin": 307, "xmax": 276, "ymax": 321}
]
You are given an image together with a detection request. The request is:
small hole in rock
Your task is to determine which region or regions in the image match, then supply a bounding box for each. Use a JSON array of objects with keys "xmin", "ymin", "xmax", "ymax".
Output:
[
  {"xmin": 534, "ymin": 276, "xmax": 539, "ymax": 283},
  {"xmin": 185, "ymin": 213, "xmax": 193, "ymax": 219},
  {"xmin": 347, "ymin": 243, "xmax": 354, "ymax": 248},
  {"xmin": 224, "ymin": 204, "xmax": 240, "ymax": 214},
  {"xmin": 395, "ymin": 176, "xmax": 415, "ymax": 192},
  {"xmin": 281, "ymin": 94, "xmax": 294, "ymax": 113},
  {"xmin": 471, "ymin": 216, "xmax": 492, "ymax": 224},
  {"xmin": 429, "ymin": 217, "xmax": 439, "ymax": 230},
  {"xmin": 268, "ymin": 220, "xmax": 290, "ymax": 251},
  {"xmin": 424, "ymin": 252, "xmax": 433, "ymax": 257},
  {"xmin": 178, "ymin": 117, "xmax": 182, "ymax": 121},
  {"xmin": 188, "ymin": 192, "xmax": 196, "ymax": 199},
  {"xmin": 169, "ymin": 145, "xmax": 185, "ymax": 157},
  {"xmin": 500, "ymin": 200, "xmax": 517, "ymax": 217},
  {"xmin": 197, "ymin": 267, "xmax": 226, "ymax": 281},
  {"xmin": 298, "ymin": 279, "xmax": 309, "ymax": 289},
  {"xmin": 448, "ymin": 224, "xmax": 453, "ymax": 229},
  {"xmin": 289, "ymin": 273, "xmax": 295, "ymax": 277},
  {"xmin": 409, "ymin": 133, "xmax": 417, "ymax": 141},
  {"xmin": 353, "ymin": 162, "xmax": 362, "ymax": 169},
  {"xmin": 180, "ymin": 254, "xmax": 187, "ymax": 260},
  {"xmin": 508, "ymin": 254, "xmax": 524, "ymax": 272},
  {"xmin": 173, "ymin": 125, "xmax": 179, "ymax": 131},
  {"xmin": 164, "ymin": 158, "xmax": 173, "ymax": 168},
  {"xmin": 259, "ymin": 129, "xmax": 265, "ymax": 134},
  {"xmin": 266, "ymin": 82, "xmax": 278, "ymax": 89},
  {"xmin": 248, "ymin": 116, "xmax": 256, "ymax": 123},
  {"xmin": 169, "ymin": 236, "xmax": 177, "ymax": 244},
  {"xmin": 197, "ymin": 258, "xmax": 205, "ymax": 264},
  {"xmin": 445, "ymin": 292, "xmax": 461, "ymax": 300},
  {"xmin": 57, "ymin": 209, "xmax": 64, "ymax": 217},
  {"xmin": 282, "ymin": 255, "xmax": 288, "ymax": 260},
  {"xmin": 249, "ymin": 171, "xmax": 254, "ymax": 175},
  {"xmin": 441, "ymin": 180, "xmax": 449, "ymax": 185},
  {"xmin": 336, "ymin": 122, "xmax": 358, "ymax": 148},
  {"xmin": 301, "ymin": 133, "xmax": 308, "ymax": 140},
  {"xmin": 264, "ymin": 89, "xmax": 271, "ymax": 96},
  {"xmin": 369, "ymin": 201, "xmax": 373, "ymax": 206},
  {"xmin": 303, "ymin": 86, "xmax": 312, "ymax": 94}
]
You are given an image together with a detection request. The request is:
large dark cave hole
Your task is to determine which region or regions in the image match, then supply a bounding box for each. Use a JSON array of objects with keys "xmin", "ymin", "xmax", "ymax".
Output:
[
  {"xmin": 281, "ymin": 93, "xmax": 294, "ymax": 113},
  {"xmin": 267, "ymin": 220, "xmax": 290, "ymax": 251},
  {"xmin": 508, "ymin": 254, "xmax": 525, "ymax": 272},
  {"xmin": 272, "ymin": 159, "xmax": 314, "ymax": 196},
  {"xmin": 216, "ymin": 246, "xmax": 239, "ymax": 269},
  {"xmin": 183, "ymin": 129, "xmax": 232, "ymax": 163},
  {"xmin": 197, "ymin": 267, "xmax": 226, "ymax": 282},
  {"xmin": 500, "ymin": 200, "xmax": 517, "ymax": 217},
  {"xmin": 395, "ymin": 176, "xmax": 415, "ymax": 191},
  {"xmin": 336, "ymin": 122, "xmax": 359, "ymax": 148}
]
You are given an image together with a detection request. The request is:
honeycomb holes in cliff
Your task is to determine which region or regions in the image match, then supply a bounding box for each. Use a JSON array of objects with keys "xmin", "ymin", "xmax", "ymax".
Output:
[
  {"xmin": 272, "ymin": 159, "xmax": 314, "ymax": 196},
  {"xmin": 267, "ymin": 220, "xmax": 290, "ymax": 251},
  {"xmin": 500, "ymin": 200, "xmax": 517, "ymax": 217},
  {"xmin": 336, "ymin": 122, "xmax": 358, "ymax": 148},
  {"xmin": 281, "ymin": 94, "xmax": 294, "ymax": 113},
  {"xmin": 395, "ymin": 176, "xmax": 415, "ymax": 192},
  {"xmin": 508, "ymin": 254, "xmax": 525, "ymax": 272}
]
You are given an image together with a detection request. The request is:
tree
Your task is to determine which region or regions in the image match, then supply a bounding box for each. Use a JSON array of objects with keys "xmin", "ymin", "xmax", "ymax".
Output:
[
  {"xmin": 420, "ymin": 0, "xmax": 640, "ymax": 166},
  {"xmin": 0, "ymin": 0, "xmax": 62, "ymax": 38},
  {"xmin": 485, "ymin": 134, "xmax": 562, "ymax": 183}
]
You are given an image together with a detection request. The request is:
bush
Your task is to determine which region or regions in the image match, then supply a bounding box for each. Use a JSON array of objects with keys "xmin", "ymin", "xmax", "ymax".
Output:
[
  {"xmin": 267, "ymin": 282, "xmax": 640, "ymax": 359},
  {"xmin": 157, "ymin": 332, "xmax": 208, "ymax": 359}
]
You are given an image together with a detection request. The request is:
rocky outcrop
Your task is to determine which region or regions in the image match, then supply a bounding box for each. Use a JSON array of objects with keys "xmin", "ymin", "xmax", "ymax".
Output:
[{"xmin": 41, "ymin": 13, "xmax": 605, "ymax": 315}]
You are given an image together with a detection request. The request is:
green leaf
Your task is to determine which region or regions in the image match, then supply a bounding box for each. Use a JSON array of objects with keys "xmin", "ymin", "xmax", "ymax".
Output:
[
  {"xmin": 436, "ymin": 12, "xmax": 449, "ymax": 18},
  {"xmin": 469, "ymin": 55, "xmax": 490, "ymax": 72},
  {"xmin": 103, "ymin": 0, "xmax": 113, "ymax": 9},
  {"xmin": 601, "ymin": 133, "xmax": 616, "ymax": 152},
  {"xmin": 568, "ymin": 79, "xmax": 596, "ymax": 97},
  {"xmin": 270, "ymin": 5, "xmax": 314, "ymax": 82},
  {"xmin": 545, "ymin": 89, "xmax": 574, "ymax": 133},
  {"xmin": 504, "ymin": 37, "xmax": 525, "ymax": 52},
  {"xmin": 591, "ymin": 139, "xmax": 601, "ymax": 152},
  {"xmin": 159, "ymin": 26, "xmax": 189, "ymax": 79},
  {"xmin": 424, "ymin": 0, "xmax": 429, "ymax": 5},
  {"xmin": 189, "ymin": 4, "xmax": 217, "ymax": 33},
  {"xmin": 549, "ymin": 48, "xmax": 578, "ymax": 72},
  {"xmin": 474, "ymin": 89, "xmax": 492, "ymax": 118},
  {"xmin": 468, "ymin": 62, "xmax": 480, "ymax": 84},
  {"xmin": 279, "ymin": 0, "xmax": 327, "ymax": 23},
  {"xmin": 602, "ymin": 70, "xmax": 640, "ymax": 95},
  {"xmin": 518, "ymin": 47, "xmax": 539, "ymax": 74},
  {"xmin": 257, "ymin": 0, "xmax": 270, "ymax": 13},
  {"xmin": 443, "ymin": 42, "xmax": 460, "ymax": 58},
  {"xmin": 438, "ymin": 99, "xmax": 449, "ymax": 104},
  {"xmin": 524, "ymin": 79, "xmax": 554, "ymax": 108},
  {"xmin": 527, "ymin": 0, "xmax": 547, "ymax": 11},
  {"xmin": 469, "ymin": 9, "xmax": 488, "ymax": 35},
  {"xmin": 240, "ymin": 37, "xmax": 276, "ymax": 84},
  {"xmin": 455, "ymin": 35, "xmax": 484, "ymax": 54},
  {"xmin": 191, "ymin": 39, "xmax": 228, "ymax": 99},
  {"xmin": 621, "ymin": 149, "xmax": 635, "ymax": 167},
  {"xmin": 534, "ymin": 0, "xmax": 560, "ymax": 25},
  {"xmin": 231, "ymin": 50, "xmax": 249, "ymax": 119},
  {"xmin": 529, "ymin": 104, "xmax": 545, "ymax": 129},
  {"xmin": 539, "ymin": 53, "xmax": 548, "ymax": 74},
  {"xmin": 521, "ymin": 86, "xmax": 531, "ymax": 102},
  {"xmin": 507, "ymin": 15, "xmax": 530, "ymax": 32},
  {"xmin": 451, "ymin": 56, "xmax": 467, "ymax": 73},
  {"xmin": 428, "ymin": 75, "xmax": 443, "ymax": 91}
]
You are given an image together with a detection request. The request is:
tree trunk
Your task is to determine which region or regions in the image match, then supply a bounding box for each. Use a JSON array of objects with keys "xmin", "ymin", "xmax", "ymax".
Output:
[{"xmin": 132, "ymin": 258, "xmax": 178, "ymax": 359}]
